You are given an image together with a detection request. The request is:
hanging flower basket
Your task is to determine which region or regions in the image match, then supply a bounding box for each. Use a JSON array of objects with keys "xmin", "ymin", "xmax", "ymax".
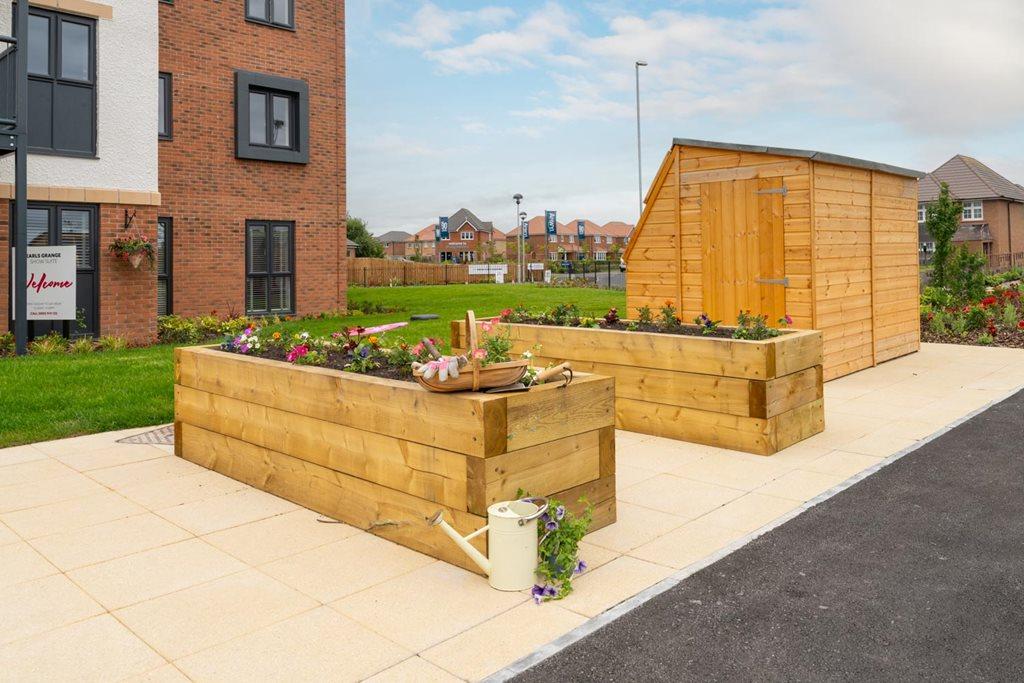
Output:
[{"xmin": 109, "ymin": 232, "xmax": 155, "ymax": 269}]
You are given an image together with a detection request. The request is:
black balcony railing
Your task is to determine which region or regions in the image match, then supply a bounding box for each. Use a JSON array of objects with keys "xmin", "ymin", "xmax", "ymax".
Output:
[{"xmin": 0, "ymin": 43, "xmax": 14, "ymax": 130}]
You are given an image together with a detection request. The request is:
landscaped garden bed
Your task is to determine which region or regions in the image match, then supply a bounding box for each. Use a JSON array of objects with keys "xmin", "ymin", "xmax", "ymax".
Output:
[
  {"xmin": 452, "ymin": 304, "xmax": 824, "ymax": 456},
  {"xmin": 173, "ymin": 333, "xmax": 616, "ymax": 575}
]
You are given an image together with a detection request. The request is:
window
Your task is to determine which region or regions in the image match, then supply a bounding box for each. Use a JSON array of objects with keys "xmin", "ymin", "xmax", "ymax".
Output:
[
  {"xmin": 917, "ymin": 204, "xmax": 926, "ymax": 223},
  {"xmin": 246, "ymin": 0, "xmax": 294, "ymax": 29},
  {"xmin": 460, "ymin": 231, "xmax": 474, "ymax": 240},
  {"xmin": 157, "ymin": 218, "xmax": 172, "ymax": 316},
  {"xmin": 548, "ymin": 235, "xmax": 557, "ymax": 243},
  {"xmin": 568, "ymin": 235, "xmax": 574, "ymax": 244},
  {"xmin": 235, "ymin": 71, "xmax": 309, "ymax": 163},
  {"xmin": 596, "ymin": 251, "xmax": 607, "ymax": 260},
  {"xmin": 158, "ymin": 73, "xmax": 173, "ymax": 140},
  {"xmin": 440, "ymin": 251, "xmax": 453, "ymax": 262},
  {"xmin": 23, "ymin": 8, "xmax": 96, "ymax": 156},
  {"xmin": 246, "ymin": 221, "xmax": 294, "ymax": 315},
  {"xmin": 547, "ymin": 251, "xmax": 557, "ymax": 261},
  {"xmin": 962, "ymin": 200, "xmax": 983, "ymax": 221}
]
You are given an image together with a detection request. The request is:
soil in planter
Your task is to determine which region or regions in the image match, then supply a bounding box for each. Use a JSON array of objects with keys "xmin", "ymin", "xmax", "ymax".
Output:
[
  {"xmin": 223, "ymin": 347, "xmax": 419, "ymax": 382},
  {"xmin": 921, "ymin": 325, "xmax": 1024, "ymax": 349},
  {"xmin": 510, "ymin": 317, "xmax": 771, "ymax": 340}
]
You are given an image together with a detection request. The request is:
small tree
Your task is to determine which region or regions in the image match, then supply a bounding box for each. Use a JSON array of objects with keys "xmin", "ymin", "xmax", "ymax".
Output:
[
  {"xmin": 948, "ymin": 246, "xmax": 987, "ymax": 304},
  {"xmin": 925, "ymin": 182, "xmax": 962, "ymax": 288},
  {"xmin": 346, "ymin": 216, "xmax": 384, "ymax": 258}
]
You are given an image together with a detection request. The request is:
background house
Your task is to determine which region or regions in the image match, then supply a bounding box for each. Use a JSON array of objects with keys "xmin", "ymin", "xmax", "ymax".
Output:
[
  {"xmin": 919, "ymin": 155, "xmax": 1024, "ymax": 268},
  {"xmin": 418, "ymin": 208, "xmax": 502, "ymax": 263},
  {"xmin": 507, "ymin": 216, "xmax": 633, "ymax": 263},
  {"xmin": 376, "ymin": 230, "xmax": 413, "ymax": 259}
]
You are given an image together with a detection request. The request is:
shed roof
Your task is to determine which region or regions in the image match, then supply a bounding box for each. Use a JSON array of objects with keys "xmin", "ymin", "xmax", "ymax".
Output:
[
  {"xmin": 673, "ymin": 138, "xmax": 925, "ymax": 179},
  {"xmin": 918, "ymin": 155, "xmax": 1024, "ymax": 203}
]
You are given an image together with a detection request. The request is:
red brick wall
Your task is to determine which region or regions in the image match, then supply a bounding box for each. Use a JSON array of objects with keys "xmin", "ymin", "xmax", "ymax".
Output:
[
  {"xmin": 982, "ymin": 199, "xmax": 1024, "ymax": 257},
  {"xmin": 1, "ymin": 201, "xmax": 157, "ymax": 344},
  {"xmin": 100, "ymin": 204, "xmax": 158, "ymax": 343},
  {"xmin": 158, "ymin": 0, "xmax": 346, "ymax": 318}
]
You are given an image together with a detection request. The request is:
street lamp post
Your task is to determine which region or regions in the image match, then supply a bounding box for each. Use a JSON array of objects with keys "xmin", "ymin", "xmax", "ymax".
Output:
[
  {"xmin": 635, "ymin": 60, "xmax": 647, "ymax": 222},
  {"xmin": 513, "ymin": 193, "xmax": 523, "ymax": 283},
  {"xmin": 518, "ymin": 211, "xmax": 527, "ymax": 281}
]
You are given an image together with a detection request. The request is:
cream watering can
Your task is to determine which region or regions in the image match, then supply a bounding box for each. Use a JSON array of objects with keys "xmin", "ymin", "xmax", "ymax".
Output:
[{"xmin": 429, "ymin": 497, "xmax": 548, "ymax": 591}]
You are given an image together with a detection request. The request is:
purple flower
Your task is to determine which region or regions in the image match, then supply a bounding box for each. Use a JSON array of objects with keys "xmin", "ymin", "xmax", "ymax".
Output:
[
  {"xmin": 239, "ymin": 343, "xmax": 250, "ymax": 353},
  {"xmin": 359, "ymin": 347, "xmax": 370, "ymax": 358},
  {"xmin": 574, "ymin": 559, "xmax": 587, "ymax": 575},
  {"xmin": 532, "ymin": 584, "xmax": 557, "ymax": 603},
  {"xmin": 545, "ymin": 519, "xmax": 558, "ymax": 532},
  {"xmin": 555, "ymin": 505, "xmax": 566, "ymax": 521}
]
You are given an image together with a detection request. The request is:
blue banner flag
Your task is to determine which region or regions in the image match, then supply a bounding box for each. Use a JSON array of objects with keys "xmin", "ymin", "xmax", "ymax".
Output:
[
  {"xmin": 521, "ymin": 219, "xmax": 529, "ymax": 238},
  {"xmin": 577, "ymin": 220, "xmax": 585, "ymax": 239},
  {"xmin": 545, "ymin": 211, "xmax": 557, "ymax": 236},
  {"xmin": 438, "ymin": 216, "xmax": 449, "ymax": 241}
]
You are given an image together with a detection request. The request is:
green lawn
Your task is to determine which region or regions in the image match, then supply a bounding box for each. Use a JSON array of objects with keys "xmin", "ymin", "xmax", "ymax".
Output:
[{"xmin": 0, "ymin": 284, "xmax": 624, "ymax": 448}]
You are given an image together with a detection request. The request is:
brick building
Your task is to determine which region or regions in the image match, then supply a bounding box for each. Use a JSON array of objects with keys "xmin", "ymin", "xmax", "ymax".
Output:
[
  {"xmin": 376, "ymin": 230, "xmax": 414, "ymax": 259},
  {"xmin": 507, "ymin": 216, "xmax": 633, "ymax": 263},
  {"xmin": 918, "ymin": 155, "xmax": 1024, "ymax": 267},
  {"xmin": 1, "ymin": 0, "xmax": 346, "ymax": 343},
  {"xmin": 417, "ymin": 208, "xmax": 504, "ymax": 263}
]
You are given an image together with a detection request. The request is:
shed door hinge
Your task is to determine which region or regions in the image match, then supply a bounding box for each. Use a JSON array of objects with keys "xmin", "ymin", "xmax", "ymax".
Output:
[{"xmin": 755, "ymin": 186, "xmax": 788, "ymax": 196}]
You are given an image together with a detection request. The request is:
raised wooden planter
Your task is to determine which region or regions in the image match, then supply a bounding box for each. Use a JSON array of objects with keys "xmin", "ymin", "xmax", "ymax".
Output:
[
  {"xmin": 453, "ymin": 323, "xmax": 824, "ymax": 456},
  {"xmin": 173, "ymin": 346, "xmax": 616, "ymax": 575}
]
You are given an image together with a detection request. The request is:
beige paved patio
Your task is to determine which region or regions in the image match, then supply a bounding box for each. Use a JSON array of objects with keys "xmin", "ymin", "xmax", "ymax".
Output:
[{"xmin": 2, "ymin": 342, "xmax": 1023, "ymax": 682}]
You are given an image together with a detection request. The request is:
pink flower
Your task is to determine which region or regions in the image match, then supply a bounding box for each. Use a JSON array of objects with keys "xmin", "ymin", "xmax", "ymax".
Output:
[
  {"xmin": 472, "ymin": 348, "xmax": 487, "ymax": 360},
  {"xmin": 785, "ymin": 314, "xmax": 793, "ymax": 325},
  {"xmin": 286, "ymin": 345, "xmax": 309, "ymax": 362},
  {"xmin": 481, "ymin": 319, "xmax": 494, "ymax": 333},
  {"xmin": 411, "ymin": 342, "xmax": 425, "ymax": 355}
]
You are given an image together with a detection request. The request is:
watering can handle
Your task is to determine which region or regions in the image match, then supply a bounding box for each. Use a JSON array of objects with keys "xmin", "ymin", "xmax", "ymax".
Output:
[{"xmin": 517, "ymin": 497, "xmax": 549, "ymax": 526}]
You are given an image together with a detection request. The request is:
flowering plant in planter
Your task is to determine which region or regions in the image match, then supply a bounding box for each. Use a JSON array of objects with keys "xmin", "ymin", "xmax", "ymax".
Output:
[{"xmin": 108, "ymin": 231, "xmax": 156, "ymax": 269}]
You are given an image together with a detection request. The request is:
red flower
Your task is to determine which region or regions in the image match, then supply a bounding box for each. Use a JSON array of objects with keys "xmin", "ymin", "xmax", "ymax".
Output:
[
  {"xmin": 1018, "ymin": 321, "xmax": 1024, "ymax": 330},
  {"xmin": 981, "ymin": 296, "xmax": 998, "ymax": 308}
]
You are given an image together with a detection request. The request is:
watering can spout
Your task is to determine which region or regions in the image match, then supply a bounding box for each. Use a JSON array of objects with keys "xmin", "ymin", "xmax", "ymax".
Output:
[{"xmin": 428, "ymin": 510, "xmax": 492, "ymax": 576}]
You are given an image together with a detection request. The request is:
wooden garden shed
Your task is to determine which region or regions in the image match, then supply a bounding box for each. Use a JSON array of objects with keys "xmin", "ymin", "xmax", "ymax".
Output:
[{"xmin": 624, "ymin": 139, "xmax": 924, "ymax": 380}]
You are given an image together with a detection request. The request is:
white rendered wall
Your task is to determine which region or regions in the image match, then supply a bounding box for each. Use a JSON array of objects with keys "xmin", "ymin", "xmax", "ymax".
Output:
[{"xmin": 0, "ymin": 0, "xmax": 158, "ymax": 193}]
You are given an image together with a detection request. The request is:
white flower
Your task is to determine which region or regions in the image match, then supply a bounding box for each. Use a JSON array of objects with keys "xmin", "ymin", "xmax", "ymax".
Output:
[{"xmin": 522, "ymin": 350, "xmax": 533, "ymax": 359}]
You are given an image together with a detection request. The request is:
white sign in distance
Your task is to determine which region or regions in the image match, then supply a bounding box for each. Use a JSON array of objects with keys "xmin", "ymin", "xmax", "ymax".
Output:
[
  {"xmin": 527, "ymin": 262, "xmax": 544, "ymax": 271},
  {"xmin": 10, "ymin": 246, "xmax": 77, "ymax": 320},
  {"xmin": 467, "ymin": 263, "xmax": 509, "ymax": 275}
]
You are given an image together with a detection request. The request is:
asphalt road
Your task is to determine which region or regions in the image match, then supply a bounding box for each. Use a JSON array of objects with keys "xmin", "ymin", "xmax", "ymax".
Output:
[{"xmin": 515, "ymin": 388, "xmax": 1024, "ymax": 682}]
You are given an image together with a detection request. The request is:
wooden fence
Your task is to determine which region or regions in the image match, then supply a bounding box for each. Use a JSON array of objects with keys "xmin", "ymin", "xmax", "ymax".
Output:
[{"xmin": 347, "ymin": 258, "xmax": 517, "ymax": 286}]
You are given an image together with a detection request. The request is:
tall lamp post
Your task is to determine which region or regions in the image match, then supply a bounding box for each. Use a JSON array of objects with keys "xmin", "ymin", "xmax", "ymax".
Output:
[
  {"xmin": 634, "ymin": 60, "xmax": 647, "ymax": 222},
  {"xmin": 513, "ymin": 193, "xmax": 523, "ymax": 282},
  {"xmin": 518, "ymin": 211, "xmax": 527, "ymax": 280}
]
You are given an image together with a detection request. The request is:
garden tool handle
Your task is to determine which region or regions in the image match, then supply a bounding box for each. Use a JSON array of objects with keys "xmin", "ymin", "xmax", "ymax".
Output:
[
  {"xmin": 536, "ymin": 362, "xmax": 571, "ymax": 384},
  {"xmin": 517, "ymin": 496, "xmax": 549, "ymax": 526},
  {"xmin": 466, "ymin": 310, "xmax": 478, "ymax": 353}
]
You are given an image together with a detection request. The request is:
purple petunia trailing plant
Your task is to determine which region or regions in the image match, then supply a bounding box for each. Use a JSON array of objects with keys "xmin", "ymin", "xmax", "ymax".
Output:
[{"xmin": 517, "ymin": 491, "xmax": 593, "ymax": 603}]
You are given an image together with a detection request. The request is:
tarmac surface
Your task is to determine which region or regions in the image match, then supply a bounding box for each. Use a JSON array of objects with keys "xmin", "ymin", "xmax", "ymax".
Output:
[{"xmin": 515, "ymin": 389, "xmax": 1024, "ymax": 682}]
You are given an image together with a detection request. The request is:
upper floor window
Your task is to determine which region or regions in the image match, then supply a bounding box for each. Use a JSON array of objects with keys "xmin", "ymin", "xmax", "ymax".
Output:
[
  {"xmin": 567, "ymin": 235, "xmax": 574, "ymax": 244},
  {"xmin": 962, "ymin": 200, "xmax": 983, "ymax": 221},
  {"xmin": 246, "ymin": 0, "xmax": 294, "ymax": 29},
  {"xmin": 158, "ymin": 73, "xmax": 173, "ymax": 140},
  {"xmin": 917, "ymin": 204, "xmax": 926, "ymax": 223},
  {"xmin": 460, "ymin": 231, "xmax": 473, "ymax": 240},
  {"xmin": 547, "ymin": 235, "xmax": 557, "ymax": 243},
  {"xmin": 24, "ymin": 8, "xmax": 96, "ymax": 156},
  {"xmin": 235, "ymin": 71, "xmax": 309, "ymax": 164}
]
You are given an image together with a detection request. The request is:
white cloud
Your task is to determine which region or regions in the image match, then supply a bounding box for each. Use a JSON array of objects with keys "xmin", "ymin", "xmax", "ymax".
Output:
[
  {"xmin": 384, "ymin": 2, "xmax": 514, "ymax": 49},
  {"xmin": 351, "ymin": 132, "xmax": 439, "ymax": 157},
  {"xmin": 424, "ymin": 2, "xmax": 577, "ymax": 74}
]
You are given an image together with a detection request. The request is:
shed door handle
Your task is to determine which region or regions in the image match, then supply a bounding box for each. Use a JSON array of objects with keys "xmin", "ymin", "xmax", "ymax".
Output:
[{"xmin": 755, "ymin": 277, "xmax": 789, "ymax": 287}]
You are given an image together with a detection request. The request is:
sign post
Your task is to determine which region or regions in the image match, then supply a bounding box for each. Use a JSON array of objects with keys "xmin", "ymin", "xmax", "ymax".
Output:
[
  {"xmin": 13, "ymin": 0, "xmax": 29, "ymax": 354},
  {"xmin": 10, "ymin": 246, "xmax": 77, "ymax": 322}
]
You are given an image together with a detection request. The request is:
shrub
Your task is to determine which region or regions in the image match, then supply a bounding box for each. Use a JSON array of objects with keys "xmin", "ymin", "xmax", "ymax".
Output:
[
  {"xmin": 96, "ymin": 335, "xmax": 129, "ymax": 352},
  {"xmin": 157, "ymin": 315, "xmax": 203, "ymax": 344},
  {"xmin": 965, "ymin": 306, "xmax": 988, "ymax": 331},
  {"xmin": 0, "ymin": 332, "xmax": 13, "ymax": 356},
  {"xmin": 928, "ymin": 311, "xmax": 949, "ymax": 335},
  {"xmin": 732, "ymin": 311, "xmax": 782, "ymax": 341},
  {"xmin": 28, "ymin": 332, "xmax": 68, "ymax": 355},
  {"xmin": 157, "ymin": 314, "xmax": 259, "ymax": 344},
  {"xmin": 977, "ymin": 333, "xmax": 994, "ymax": 345},
  {"xmin": 949, "ymin": 314, "xmax": 967, "ymax": 336},
  {"xmin": 924, "ymin": 182, "xmax": 962, "ymax": 289},
  {"xmin": 1001, "ymin": 303, "xmax": 1019, "ymax": 329},
  {"xmin": 921, "ymin": 286, "xmax": 954, "ymax": 309},
  {"xmin": 68, "ymin": 338, "xmax": 96, "ymax": 354},
  {"xmin": 948, "ymin": 247, "xmax": 987, "ymax": 305}
]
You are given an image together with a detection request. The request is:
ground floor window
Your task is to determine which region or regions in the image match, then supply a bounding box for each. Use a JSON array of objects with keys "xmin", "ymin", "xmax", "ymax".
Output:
[
  {"xmin": 157, "ymin": 217, "xmax": 172, "ymax": 316},
  {"xmin": 246, "ymin": 220, "xmax": 294, "ymax": 315},
  {"xmin": 440, "ymin": 251, "xmax": 453, "ymax": 262}
]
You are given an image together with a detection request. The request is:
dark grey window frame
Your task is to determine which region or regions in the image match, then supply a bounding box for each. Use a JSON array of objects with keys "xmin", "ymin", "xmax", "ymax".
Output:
[
  {"xmin": 157, "ymin": 217, "xmax": 172, "ymax": 316},
  {"xmin": 158, "ymin": 72, "xmax": 173, "ymax": 140},
  {"xmin": 245, "ymin": 0, "xmax": 295, "ymax": 30},
  {"xmin": 20, "ymin": 5, "xmax": 97, "ymax": 157},
  {"xmin": 245, "ymin": 220, "xmax": 296, "ymax": 316},
  {"xmin": 235, "ymin": 71, "xmax": 308, "ymax": 164}
]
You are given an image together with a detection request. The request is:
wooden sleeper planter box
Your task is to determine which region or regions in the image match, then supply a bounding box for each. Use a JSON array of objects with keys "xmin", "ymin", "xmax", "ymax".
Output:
[
  {"xmin": 173, "ymin": 346, "xmax": 616, "ymax": 575},
  {"xmin": 453, "ymin": 322, "xmax": 824, "ymax": 456}
]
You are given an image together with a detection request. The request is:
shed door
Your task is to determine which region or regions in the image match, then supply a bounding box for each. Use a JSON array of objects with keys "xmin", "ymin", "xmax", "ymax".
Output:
[{"xmin": 699, "ymin": 177, "xmax": 786, "ymax": 325}]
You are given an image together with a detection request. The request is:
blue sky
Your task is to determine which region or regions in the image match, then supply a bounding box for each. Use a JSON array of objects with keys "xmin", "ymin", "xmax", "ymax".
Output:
[{"xmin": 346, "ymin": 0, "xmax": 1024, "ymax": 235}]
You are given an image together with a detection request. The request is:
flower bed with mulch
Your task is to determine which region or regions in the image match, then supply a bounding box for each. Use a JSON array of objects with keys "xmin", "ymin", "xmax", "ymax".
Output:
[{"xmin": 921, "ymin": 286, "xmax": 1024, "ymax": 349}]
